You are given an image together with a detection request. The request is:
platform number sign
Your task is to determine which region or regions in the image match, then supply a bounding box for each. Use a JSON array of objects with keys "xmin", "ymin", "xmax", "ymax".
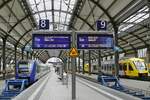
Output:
[
  {"xmin": 39, "ymin": 19, "xmax": 49, "ymax": 29},
  {"xmin": 96, "ymin": 20, "xmax": 107, "ymax": 31}
]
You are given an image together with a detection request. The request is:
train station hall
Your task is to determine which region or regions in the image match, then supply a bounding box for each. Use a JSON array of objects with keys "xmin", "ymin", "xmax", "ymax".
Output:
[{"xmin": 0, "ymin": 0, "xmax": 150, "ymax": 100}]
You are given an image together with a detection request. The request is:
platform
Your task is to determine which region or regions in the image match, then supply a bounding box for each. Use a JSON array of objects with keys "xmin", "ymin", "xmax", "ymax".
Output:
[
  {"xmin": 13, "ymin": 69, "xmax": 141, "ymax": 100},
  {"xmin": 36, "ymin": 70, "xmax": 112, "ymax": 100}
]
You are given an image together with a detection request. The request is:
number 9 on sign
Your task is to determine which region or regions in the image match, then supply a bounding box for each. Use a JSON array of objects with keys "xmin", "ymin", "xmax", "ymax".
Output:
[
  {"xmin": 96, "ymin": 20, "xmax": 107, "ymax": 31},
  {"xmin": 39, "ymin": 19, "xmax": 49, "ymax": 29}
]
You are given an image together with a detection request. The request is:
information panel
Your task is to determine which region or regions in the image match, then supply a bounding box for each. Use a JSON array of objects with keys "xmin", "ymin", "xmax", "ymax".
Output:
[
  {"xmin": 32, "ymin": 34, "xmax": 71, "ymax": 49},
  {"xmin": 77, "ymin": 34, "xmax": 114, "ymax": 49}
]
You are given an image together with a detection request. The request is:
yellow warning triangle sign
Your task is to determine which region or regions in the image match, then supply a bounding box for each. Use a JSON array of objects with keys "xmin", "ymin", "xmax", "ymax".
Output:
[{"xmin": 69, "ymin": 47, "xmax": 78, "ymax": 58}]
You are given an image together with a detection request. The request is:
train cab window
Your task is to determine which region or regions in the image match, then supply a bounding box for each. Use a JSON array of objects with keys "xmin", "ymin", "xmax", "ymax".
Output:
[{"xmin": 129, "ymin": 64, "xmax": 133, "ymax": 71}]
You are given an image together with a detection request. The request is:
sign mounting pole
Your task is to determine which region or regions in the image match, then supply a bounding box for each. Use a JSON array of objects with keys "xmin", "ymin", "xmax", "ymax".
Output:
[{"xmin": 71, "ymin": 31, "xmax": 76, "ymax": 100}]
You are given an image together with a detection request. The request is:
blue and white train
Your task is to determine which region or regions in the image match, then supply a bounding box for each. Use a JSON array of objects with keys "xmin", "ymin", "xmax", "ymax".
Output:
[{"xmin": 15, "ymin": 60, "xmax": 50, "ymax": 84}]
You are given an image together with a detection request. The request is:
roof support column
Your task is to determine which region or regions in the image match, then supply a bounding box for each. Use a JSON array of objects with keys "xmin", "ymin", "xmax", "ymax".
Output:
[
  {"xmin": 2, "ymin": 38, "xmax": 6, "ymax": 79},
  {"xmin": 75, "ymin": 58, "xmax": 77, "ymax": 72},
  {"xmin": 78, "ymin": 51, "xmax": 80, "ymax": 73},
  {"xmin": 68, "ymin": 57, "xmax": 71, "ymax": 71},
  {"xmin": 66, "ymin": 58, "xmax": 68, "ymax": 72},
  {"xmin": 114, "ymin": 27, "xmax": 119, "ymax": 77},
  {"xmin": 63, "ymin": 58, "xmax": 67, "ymax": 72},
  {"xmin": 147, "ymin": 48, "xmax": 150, "ymax": 63},
  {"xmin": 82, "ymin": 50, "xmax": 85, "ymax": 74},
  {"xmin": 98, "ymin": 50, "xmax": 102, "ymax": 76},
  {"xmin": 14, "ymin": 45, "xmax": 17, "ymax": 75},
  {"xmin": 0, "ymin": 57, "xmax": 1, "ymax": 73},
  {"xmin": 134, "ymin": 51, "xmax": 138, "ymax": 58},
  {"xmin": 31, "ymin": 51, "xmax": 33, "ymax": 60},
  {"xmin": 26, "ymin": 51, "xmax": 29, "ymax": 60},
  {"xmin": 147, "ymin": 0, "xmax": 150, "ymax": 63},
  {"xmin": 88, "ymin": 50, "xmax": 91, "ymax": 75},
  {"xmin": 51, "ymin": 0, "xmax": 55, "ymax": 30},
  {"xmin": 21, "ymin": 48, "xmax": 24, "ymax": 60}
]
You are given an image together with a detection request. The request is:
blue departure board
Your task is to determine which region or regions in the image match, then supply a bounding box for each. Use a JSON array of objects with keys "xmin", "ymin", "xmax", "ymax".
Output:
[
  {"xmin": 77, "ymin": 34, "xmax": 114, "ymax": 49},
  {"xmin": 32, "ymin": 34, "xmax": 71, "ymax": 49}
]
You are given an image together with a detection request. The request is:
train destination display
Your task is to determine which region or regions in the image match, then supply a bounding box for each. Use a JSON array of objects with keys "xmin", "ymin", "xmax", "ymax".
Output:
[
  {"xmin": 32, "ymin": 34, "xmax": 71, "ymax": 49},
  {"xmin": 77, "ymin": 34, "xmax": 114, "ymax": 49}
]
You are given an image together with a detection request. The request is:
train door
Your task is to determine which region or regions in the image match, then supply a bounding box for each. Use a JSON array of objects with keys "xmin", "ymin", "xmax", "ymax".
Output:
[{"xmin": 127, "ymin": 62, "xmax": 134, "ymax": 77}]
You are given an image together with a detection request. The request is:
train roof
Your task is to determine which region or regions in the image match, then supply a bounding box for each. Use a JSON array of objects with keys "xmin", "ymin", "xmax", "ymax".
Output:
[{"xmin": 120, "ymin": 58, "xmax": 144, "ymax": 61}]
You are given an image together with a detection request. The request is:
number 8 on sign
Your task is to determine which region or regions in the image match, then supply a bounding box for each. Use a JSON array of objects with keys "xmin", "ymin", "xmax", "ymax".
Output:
[
  {"xmin": 41, "ymin": 20, "xmax": 46, "ymax": 27},
  {"xmin": 39, "ymin": 19, "xmax": 49, "ymax": 29}
]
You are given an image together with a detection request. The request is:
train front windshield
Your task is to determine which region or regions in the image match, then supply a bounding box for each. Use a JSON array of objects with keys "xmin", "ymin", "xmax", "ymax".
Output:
[
  {"xmin": 134, "ymin": 61, "xmax": 147, "ymax": 70},
  {"xmin": 18, "ymin": 63, "xmax": 31, "ymax": 74}
]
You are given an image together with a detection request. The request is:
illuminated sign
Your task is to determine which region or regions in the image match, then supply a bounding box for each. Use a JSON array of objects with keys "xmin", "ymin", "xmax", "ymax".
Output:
[
  {"xmin": 39, "ymin": 19, "xmax": 49, "ymax": 29},
  {"xmin": 77, "ymin": 34, "xmax": 114, "ymax": 49},
  {"xmin": 96, "ymin": 20, "xmax": 107, "ymax": 31},
  {"xmin": 32, "ymin": 34, "xmax": 71, "ymax": 49}
]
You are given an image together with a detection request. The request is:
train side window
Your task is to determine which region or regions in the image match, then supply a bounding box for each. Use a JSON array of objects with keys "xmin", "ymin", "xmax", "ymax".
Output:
[
  {"xmin": 123, "ymin": 63, "xmax": 127, "ymax": 71},
  {"xmin": 129, "ymin": 64, "xmax": 133, "ymax": 71}
]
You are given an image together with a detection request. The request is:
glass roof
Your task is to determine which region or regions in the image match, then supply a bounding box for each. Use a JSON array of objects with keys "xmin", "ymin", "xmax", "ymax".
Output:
[
  {"xmin": 28, "ymin": 0, "xmax": 76, "ymax": 31},
  {"xmin": 119, "ymin": 6, "xmax": 149, "ymax": 32}
]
